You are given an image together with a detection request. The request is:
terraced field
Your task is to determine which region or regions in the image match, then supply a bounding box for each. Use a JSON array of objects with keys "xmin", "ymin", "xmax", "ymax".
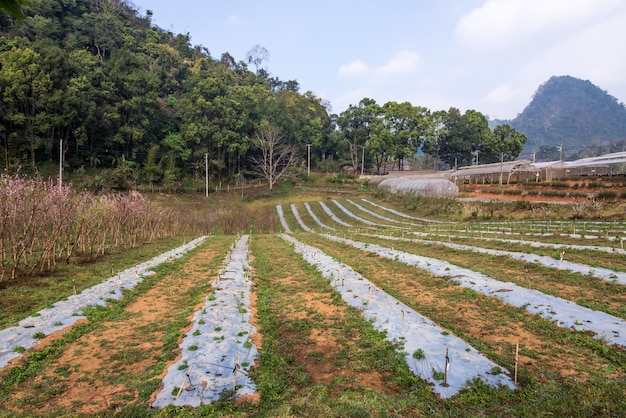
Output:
[{"xmin": 1, "ymin": 196, "xmax": 625, "ymax": 416}]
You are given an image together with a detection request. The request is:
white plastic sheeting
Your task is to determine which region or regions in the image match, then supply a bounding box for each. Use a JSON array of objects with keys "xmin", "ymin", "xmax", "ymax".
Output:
[
  {"xmin": 318, "ymin": 201, "xmax": 352, "ymax": 227},
  {"xmin": 322, "ymin": 234, "xmax": 626, "ymax": 347},
  {"xmin": 276, "ymin": 204, "xmax": 292, "ymax": 233},
  {"xmin": 152, "ymin": 235, "xmax": 258, "ymax": 408},
  {"xmin": 331, "ymin": 200, "xmax": 377, "ymax": 226},
  {"xmin": 378, "ymin": 174, "xmax": 459, "ymax": 197},
  {"xmin": 290, "ymin": 204, "xmax": 313, "ymax": 232},
  {"xmin": 332, "ymin": 200, "xmax": 401, "ymax": 230},
  {"xmin": 410, "ymin": 231, "xmax": 626, "ymax": 255},
  {"xmin": 366, "ymin": 234, "xmax": 626, "ymax": 286},
  {"xmin": 304, "ymin": 202, "xmax": 335, "ymax": 230},
  {"xmin": 0, "ymin": 237, "xmax": 208, "ymax": 370},
  {"xmin": 361, "ymin": 199, "xmax": 445, "ymax": 223},
  {"xmin": 281, "ymin": 234, "xmax": 515, "ymax": 398},
  {"xmin": 345, "ymin": 199, "xmax": 414, "ymax": 226}
]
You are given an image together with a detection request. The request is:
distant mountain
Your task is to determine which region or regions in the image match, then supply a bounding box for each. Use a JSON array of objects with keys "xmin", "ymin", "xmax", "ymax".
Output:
[{"xmin": 508, "ymin": 76, "xmax": 626, "ymax": 161}]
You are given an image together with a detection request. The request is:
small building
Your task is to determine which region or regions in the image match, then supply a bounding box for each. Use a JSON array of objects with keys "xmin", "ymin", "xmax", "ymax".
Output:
[{"xmin": 340, "ymin": 164, "xmax": 357, "ymax": 175}]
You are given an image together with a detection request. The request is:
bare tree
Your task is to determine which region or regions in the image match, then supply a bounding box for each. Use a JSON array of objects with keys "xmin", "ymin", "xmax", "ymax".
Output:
[
  {"xmin": 249, "ymin": 124, "xmax": 298, "ymax": 190},
  {"xmin": 245, "ymin": 44, "xmax": 270, "ymax": 73}
]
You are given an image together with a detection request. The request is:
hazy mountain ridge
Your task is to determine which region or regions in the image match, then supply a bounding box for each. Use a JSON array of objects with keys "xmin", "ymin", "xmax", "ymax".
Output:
[{"xmin": 500, "ymin": 76, "xmax": 626, "ymax": 160}]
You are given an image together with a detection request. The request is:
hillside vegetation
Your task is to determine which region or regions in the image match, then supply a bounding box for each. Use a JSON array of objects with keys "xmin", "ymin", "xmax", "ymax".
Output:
[{"xmin": 510, "ymin": 75, "xmax": 626, "ymax": 160}]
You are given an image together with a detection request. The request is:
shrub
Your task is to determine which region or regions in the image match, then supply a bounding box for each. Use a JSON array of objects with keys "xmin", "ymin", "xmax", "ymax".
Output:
[{"xmin": 596, "ymin": 191, "xmax": 617, "ymax": 200}]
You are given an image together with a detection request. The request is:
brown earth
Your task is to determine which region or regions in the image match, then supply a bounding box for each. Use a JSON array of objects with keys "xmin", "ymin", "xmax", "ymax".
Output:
[
  {"xmin": 303, "ymin": 236, "xmax": 620, "ymax": 384},
  {"xmin": 250, "ymin": 235, "xmax": 401, "ymax": 397},
  {"xmin": 2, "ymin": 239, "xmax": 232, "ymax": 416},
  {"xmin": 460, "ymin": 180, "xmax": 626, "ymax": 204}
]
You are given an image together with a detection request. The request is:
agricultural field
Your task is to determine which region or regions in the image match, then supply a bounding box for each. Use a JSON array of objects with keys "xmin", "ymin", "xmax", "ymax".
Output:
[{"xmin": 1, "ymin": 183, "xmax": 625, "ymax": 416}]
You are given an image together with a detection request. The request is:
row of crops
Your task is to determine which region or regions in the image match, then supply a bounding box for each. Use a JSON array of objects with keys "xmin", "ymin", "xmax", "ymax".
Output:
[{"xmin": 1, "ymin": 196, "xmax": 625, "ymax": 414}]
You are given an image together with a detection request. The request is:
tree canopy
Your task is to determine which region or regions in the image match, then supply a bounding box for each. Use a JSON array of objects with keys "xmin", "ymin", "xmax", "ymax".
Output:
[
  {"xmin": 0, "ymin": 0, "xmax": 527, "ymax": 188},
  {"xmin": 0, "ymin": 0, "xmax": 25, "ymax": 20}
]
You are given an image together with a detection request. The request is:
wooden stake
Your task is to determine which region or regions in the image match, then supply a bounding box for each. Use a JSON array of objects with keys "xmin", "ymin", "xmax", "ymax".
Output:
[
  {"xmin": 233, "ymin": 354, "xmax": 240, "ymax": 390},
  {"xmin": 176, "ymin": 365, "xmax": 193, "ymax": 400},
  {"xmin": 401, "ymin": 310, "xmax": 406, "ymax": 340},
  {"xmin": 514, "ymin": 342, "xmax": 519, "ymax": 385},
  {"xmin": 443, "ymin": 348, "xmax": 449, "ymax": 386}
]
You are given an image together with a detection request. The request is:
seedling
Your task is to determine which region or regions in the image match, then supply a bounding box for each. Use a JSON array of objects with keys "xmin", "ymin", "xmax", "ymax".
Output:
[{"xmin": 412, "ymin": 348, "xmax": 425, "ymax": 360}]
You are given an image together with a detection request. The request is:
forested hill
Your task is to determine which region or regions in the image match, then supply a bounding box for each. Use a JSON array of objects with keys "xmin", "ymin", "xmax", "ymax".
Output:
[
  {"xmin": 510, "ymin": 75, "xmax": 626, "ymax": 160},
  {"xmin": 0, "ymin": 0, "xmax": 331, "ymax": 187}
]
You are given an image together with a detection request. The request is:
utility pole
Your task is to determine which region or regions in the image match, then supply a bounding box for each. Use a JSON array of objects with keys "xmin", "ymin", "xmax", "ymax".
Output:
[
  {"xmin": 361, "ymin": 144, "xmax": 365, "ymax": 176},
  {"xmin": 499, "ymin": 152, "xmax": 504, "ymax": 186},
  {"xmin": 59, "ymin": 139, "xmax": 63, "ymax": 191},
  {"xmin": 205, "ymin": 153, "xmax": 208, "ymax": 197},
  {"xmin": 306, "ymin": 144, "xmax": 311, "ymax": 177}
]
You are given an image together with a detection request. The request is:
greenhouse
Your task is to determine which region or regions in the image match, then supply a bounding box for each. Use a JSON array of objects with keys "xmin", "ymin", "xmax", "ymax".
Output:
[
  {"xmin": 376, "ymin": 174, "xmax": 459, "ymax": 197},
  {"xmin": 449, "ymin": 160, "xmax": 538, "ymax": 185}
]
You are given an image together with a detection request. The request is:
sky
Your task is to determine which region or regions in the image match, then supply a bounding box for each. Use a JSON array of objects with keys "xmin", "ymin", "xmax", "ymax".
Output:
[{"xmin": 132, "ymin": 0, "xmax": 626, "ymax": 120}]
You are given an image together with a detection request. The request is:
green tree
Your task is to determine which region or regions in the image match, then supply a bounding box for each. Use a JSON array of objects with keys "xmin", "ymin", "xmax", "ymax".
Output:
[
  {"xmin": 382, "ymin": 101, "xmax": 430, "ymax": 171},
  {"xmin": 482, "ymin": 124, "xmax": 527, "ymax": 164},
  {"xmin": 0, "ymin": 0, "xmax": 26, "ymax": 20},
  {"xmin": 336, "ymin": 98, "xmax": 380, "ymax": 174},
  {"xmin": 421, "ymin": 110, "xmax": 448, "ymax": 171},
  {"xmin": 367, "ymin": 115, "xmax": 392, "ymax": 174},
  {"xmin": 143, "ymin": 144, "xmax": 162, "ymax": 185},
  {"xmin": 438, "ymin": 108, "xmax": 491, "ymax": 168},
  {"xmin": 0, "ymin": 46, "xmax": 52, "ymax": 167},
  {"xmin": 483, "ymin": 124, "xmax": 527, "ymax": 184}
]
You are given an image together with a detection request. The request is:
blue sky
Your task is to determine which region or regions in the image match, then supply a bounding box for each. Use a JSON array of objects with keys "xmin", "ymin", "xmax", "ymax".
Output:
[{"xmin": 133, "ymin": 0, "xmax": 626, "ymax": 120}]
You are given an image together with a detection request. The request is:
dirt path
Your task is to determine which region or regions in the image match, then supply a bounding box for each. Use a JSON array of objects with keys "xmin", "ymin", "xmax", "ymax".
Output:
[{"xmin": 1, "ymin": 237, "xmax": 234, "ymax": 416}]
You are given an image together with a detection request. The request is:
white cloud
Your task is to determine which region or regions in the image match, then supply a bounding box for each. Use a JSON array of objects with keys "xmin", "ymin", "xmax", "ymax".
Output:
[
  {"xmin": 338, "ymin": 50, "xmax": 420, "ymax": 78},
  {"xmin": 516, "ymin": 9, "xmax": 626, "ymax": 101},
  {"xmin": 479, "ymin": 83, "xmax": 532, "ymax": 119},
  {"xmin": 226, "ymin": 15, "xmax": 241, "ymax": 25},
  {"xmin": 338, "ymin": 59, "xmax": 370, "ymax": 76},
  {"xmin": 455, "ymin": 0, "xmax": 622, "ymax": 49},
  {"xmin": 376, "ymin": 50, "xmax": 419, "ymax": 75}
]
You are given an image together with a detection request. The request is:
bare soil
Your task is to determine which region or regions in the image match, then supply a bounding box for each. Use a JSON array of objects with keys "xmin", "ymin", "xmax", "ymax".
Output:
[
  {"xmin": 2, "ymin": 241, "xmax": 229, "ymax": 416},
  {"xmin": 303, "ymin": 236, "xmax": 619, "ymax": 383}
]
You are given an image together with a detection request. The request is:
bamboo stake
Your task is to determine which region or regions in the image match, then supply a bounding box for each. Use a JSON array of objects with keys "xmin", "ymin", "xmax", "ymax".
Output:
[
  {"xmin": 514, "ymin": 342, "xmax": 519, "ymax": 385},
  {"xmin": 443, "ymin": 348, "xmax": 449, "ymax": 386},
  {"xmin": 175, "ymin": 365, "xmax": 193, "ymax": 400},
  {"xmin": 233, "ymin": 355, "xmax": 240, "ymax": 390}
]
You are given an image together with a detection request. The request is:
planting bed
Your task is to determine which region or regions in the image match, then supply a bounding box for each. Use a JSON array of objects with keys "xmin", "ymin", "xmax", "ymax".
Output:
[
  {"xmin": 282, "ymin": 234, "xmax": 515, "ymax": 398},
  {"xmin": 152, "ymin": 235, "xmax": 258, "ymax": 407},
  {"xmin": 320, "ymin": 234, "xmax": 626, "ymax": 347},
  {"xmin": 0, "ymin": 237, "xmax": 207, "ymax": 369},
  {"xmin": 363, "ymin": 234, "xmax": 626, "ymax": 285},
  {"xmin": 1, "ymin": 193, "xmax": 625, "ymax": 416}
]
